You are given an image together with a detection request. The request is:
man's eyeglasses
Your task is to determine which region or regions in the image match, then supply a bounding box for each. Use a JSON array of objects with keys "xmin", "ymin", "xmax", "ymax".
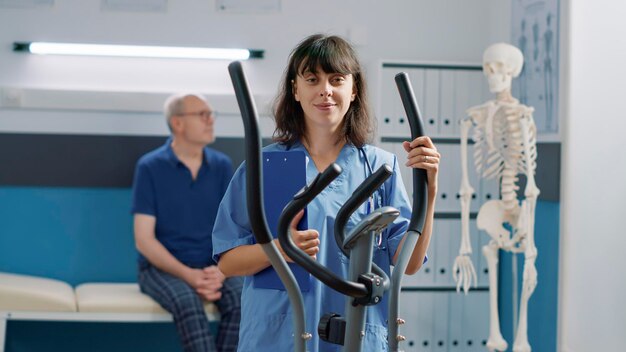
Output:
[{"xmin": 178, "ymin": 110, "xmax": 216, "ymax": 122}]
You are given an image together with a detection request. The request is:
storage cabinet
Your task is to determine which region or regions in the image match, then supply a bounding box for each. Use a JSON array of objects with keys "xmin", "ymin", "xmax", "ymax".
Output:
[{"xmin": 378, "ymin": 63, "xmax": 493, "ymax": 351}]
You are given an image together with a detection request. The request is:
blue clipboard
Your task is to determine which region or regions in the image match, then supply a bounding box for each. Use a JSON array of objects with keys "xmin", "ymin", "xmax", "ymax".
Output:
[{"xmin": 253, "ymin": 150, "xmax": 311, "ymax": 291}]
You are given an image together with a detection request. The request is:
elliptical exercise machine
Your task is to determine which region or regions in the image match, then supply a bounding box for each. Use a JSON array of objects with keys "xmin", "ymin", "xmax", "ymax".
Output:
[{"xmin": 228, "ymin": 61, "xmax": 427, "ymax": 352}]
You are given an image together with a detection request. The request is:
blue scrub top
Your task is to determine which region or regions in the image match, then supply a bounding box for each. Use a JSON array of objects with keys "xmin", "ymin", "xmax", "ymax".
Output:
[{"xmin": 212, "ymin": 141, "xmax": 413, "ymax": 352}]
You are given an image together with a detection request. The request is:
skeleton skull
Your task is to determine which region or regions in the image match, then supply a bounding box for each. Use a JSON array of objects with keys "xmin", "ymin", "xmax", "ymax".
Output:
[{"xmin": 483, "ymin": 43, "xmax": 524, "ymax": 93}]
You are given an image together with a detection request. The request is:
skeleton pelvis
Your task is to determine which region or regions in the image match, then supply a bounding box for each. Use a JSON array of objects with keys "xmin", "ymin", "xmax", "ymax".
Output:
[{"xmin": 477, "ymin": 200, "xmax": 522, "ymax": 243}]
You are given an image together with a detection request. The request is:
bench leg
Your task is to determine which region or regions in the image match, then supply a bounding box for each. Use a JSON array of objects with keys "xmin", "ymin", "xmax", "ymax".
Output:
[{"xmin": 0, "ymin": 314, "xmax": 6, "ymax": 352}]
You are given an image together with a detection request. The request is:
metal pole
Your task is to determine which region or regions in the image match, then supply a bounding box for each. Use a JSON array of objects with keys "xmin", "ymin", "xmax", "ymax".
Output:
[
  {"xmin": 388, "ymin": 230, "xmax": 420, "ymax": 351},
  {"xmin": 343, "ymin": 231, "xmax": 375, "ymax": 352}
]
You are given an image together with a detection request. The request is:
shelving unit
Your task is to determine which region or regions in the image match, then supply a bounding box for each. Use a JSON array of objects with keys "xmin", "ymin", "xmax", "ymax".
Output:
[{"xmin": 378, "ymin": 62, "xmax": 495, "ymax": 351}]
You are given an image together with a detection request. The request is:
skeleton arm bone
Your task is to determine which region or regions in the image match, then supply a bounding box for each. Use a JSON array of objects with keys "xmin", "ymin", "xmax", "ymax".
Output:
[
  {"xmin": 453, "ymin": 116, "xmax": 478, "ymax": 293},
  {"xmin": 458, "ymin": 117, "xmax": 475, "ymax": 254}
]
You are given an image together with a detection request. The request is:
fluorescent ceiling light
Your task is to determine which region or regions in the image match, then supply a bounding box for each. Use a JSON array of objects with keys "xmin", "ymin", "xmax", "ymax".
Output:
[{"xmin": 13, "ymin": 42, "xmax": 264, "ymax": 60}]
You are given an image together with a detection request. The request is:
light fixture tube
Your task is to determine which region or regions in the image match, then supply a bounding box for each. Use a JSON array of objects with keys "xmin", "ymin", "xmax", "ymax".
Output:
[{"xmin": 13, "ymin": 42, "xmax": 264, "ymax": 60}]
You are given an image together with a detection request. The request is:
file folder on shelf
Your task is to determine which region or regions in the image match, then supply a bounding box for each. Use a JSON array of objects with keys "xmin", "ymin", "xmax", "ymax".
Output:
[{"xmin": 253, "ymin": 150, "xmax": 311, "ymax": 291}]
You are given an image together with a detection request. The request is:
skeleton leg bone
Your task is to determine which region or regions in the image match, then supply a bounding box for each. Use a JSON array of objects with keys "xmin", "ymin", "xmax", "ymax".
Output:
[
  {"xmin": 513, "ymin": 201, "xmax": 538, "ymax": 352},
  {"xmin": 513, "ymin": 114, "xmax": 540, "ymax": 352},
  {"xmin": 512, "ymin": 256, "xmax": 537, "ymax": 352},
  {"xmin": 483, "ymin": 241, "xmax": 508, "ymax": 352}
]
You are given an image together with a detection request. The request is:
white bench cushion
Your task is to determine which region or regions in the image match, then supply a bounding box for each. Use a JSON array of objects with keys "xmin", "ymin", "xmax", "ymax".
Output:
[
  {"xmin": 75, "ymin": 283, "xmax": 218, "ymax": 315},
  {"xmin": 0, "ymin": 272, "xmax": 77, "ymax": 312}
]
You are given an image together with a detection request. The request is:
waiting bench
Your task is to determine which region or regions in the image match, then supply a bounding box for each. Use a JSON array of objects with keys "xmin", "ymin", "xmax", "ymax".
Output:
[{"xmin": 0, "ymin": 272, "xmax": 219, "ymax": 352}]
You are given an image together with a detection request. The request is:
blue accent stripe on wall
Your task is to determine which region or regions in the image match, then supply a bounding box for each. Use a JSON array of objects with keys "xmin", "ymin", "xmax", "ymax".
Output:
[
  {"xmin": 0, "ymin": 134, "xmax": 166, "ymax": 187},
  {"xmin": 0, "ymin": 134, "xmax": 263, "ymax": 188}
]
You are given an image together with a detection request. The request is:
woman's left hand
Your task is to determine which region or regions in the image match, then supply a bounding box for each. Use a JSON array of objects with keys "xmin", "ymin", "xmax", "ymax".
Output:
[{"xmin": 402, "ymin": 136, "xmax": 440, "ymax": 192}]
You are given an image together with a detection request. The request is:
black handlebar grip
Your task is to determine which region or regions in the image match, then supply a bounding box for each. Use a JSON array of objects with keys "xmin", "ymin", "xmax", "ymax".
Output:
[
  {"xmin": 334, "ymin": 164, "xmax": 393, "ymax": 254},
  {"xmin": 277, "ymin": 164, "xmax": 369, "ymax": 298},
  {"xmin": 394, "ymin": 72, "xmax": 428, "ymax": 234},
  {"xmin": 228, "ymin": 61, "xmax": 273, "ymax": 244}
]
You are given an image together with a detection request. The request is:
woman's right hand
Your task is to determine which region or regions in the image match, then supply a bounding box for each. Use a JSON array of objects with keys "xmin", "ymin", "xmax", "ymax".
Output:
[
  {"xmin": 403, "ymin": 135, "xmax": 440, "ymax": 193},
  {"xmin": 276, "ymin": 210, "xmax": 320, "ymax": 261}
]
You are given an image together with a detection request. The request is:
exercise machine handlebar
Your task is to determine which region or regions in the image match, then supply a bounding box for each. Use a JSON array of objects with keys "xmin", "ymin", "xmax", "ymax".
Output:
[
  {"xmin": 277, "ymin": 164, "xmax": 373, "ymax": 298},
  {"xmin": 394, "ymin": 72, "xmax": 428, "ymax": 234}
]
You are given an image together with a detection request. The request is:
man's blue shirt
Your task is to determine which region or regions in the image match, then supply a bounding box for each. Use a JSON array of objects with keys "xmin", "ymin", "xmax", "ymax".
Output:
[{"xmin": 131, "ymin": 138, "xmax": 233, "ymax": 267}]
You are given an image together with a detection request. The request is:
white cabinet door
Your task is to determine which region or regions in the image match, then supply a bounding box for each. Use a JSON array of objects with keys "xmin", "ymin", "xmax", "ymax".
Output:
[
  {"xmin": 380, "ymin": 68, "xmax": 402, "ymax": 137},
  {"xmin": 399, "ymin": 291, "xmax": 435, "ymax": 352},
  {"xmin": 439, "ymin": 70, "xmax": 457, "ymax": 137}
]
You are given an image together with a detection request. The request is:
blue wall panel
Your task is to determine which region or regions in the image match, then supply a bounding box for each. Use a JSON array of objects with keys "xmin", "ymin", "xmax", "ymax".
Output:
[
  {"xmin": 0, "ymin": 190, "xmax": 560, "ymax": 352},
  {"xmin": 499, "ymin": 200, "xmax": 560, "ymax": 352},
  {"xmin": 0, "ymin": 186, "xmax": 194, "ymax": 352},
  {"xmin": 0, "ymin": 187, "xmax": 137, "ymax": 285}
]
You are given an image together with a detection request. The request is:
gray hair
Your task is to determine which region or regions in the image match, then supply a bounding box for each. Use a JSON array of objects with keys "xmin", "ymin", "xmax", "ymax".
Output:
[{"xmin": 163, "ymin": 93, "xmax": 208, "ymax": 131}]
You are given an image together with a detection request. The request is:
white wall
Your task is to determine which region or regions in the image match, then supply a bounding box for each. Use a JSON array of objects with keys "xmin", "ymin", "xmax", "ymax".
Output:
[
  {"xmin": 0, "ymin": 0, "xmax": 509, "ymax": 136},
  {"xmin": 559, "ymin": 1, "xmax": 626, "ymax": 351},
  {"xmin": 0, "ymin": 0, "xmax": 503, "ymax": 93}
]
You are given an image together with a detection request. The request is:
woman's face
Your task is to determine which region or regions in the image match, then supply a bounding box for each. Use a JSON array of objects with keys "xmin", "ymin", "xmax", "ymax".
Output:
[{"xmin": 293, "ymin": 67, "xmax": 356, "ymax": 133}]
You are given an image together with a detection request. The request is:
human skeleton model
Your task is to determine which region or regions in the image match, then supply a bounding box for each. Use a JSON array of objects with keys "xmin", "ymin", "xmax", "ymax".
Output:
[{"xmin": 453, "ymin": 43, "xmax": 540, "ymax": 352}]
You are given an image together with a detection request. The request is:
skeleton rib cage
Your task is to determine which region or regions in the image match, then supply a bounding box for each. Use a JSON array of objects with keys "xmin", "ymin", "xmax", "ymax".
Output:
[{"xmin": 471, "ymin": 102, "xmax": 537, "ymax": 211}]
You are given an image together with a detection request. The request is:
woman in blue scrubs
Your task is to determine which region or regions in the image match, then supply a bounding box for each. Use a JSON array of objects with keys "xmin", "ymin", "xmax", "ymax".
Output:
[{"xmin": 212, "ymin": 34, "xmax": 440, "ymax": 351}]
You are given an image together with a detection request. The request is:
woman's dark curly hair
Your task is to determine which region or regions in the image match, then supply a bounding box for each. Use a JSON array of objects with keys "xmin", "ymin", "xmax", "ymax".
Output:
[{"xmin": 273, "ymin": 34, "xmax": 375, "ymax": 147}]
